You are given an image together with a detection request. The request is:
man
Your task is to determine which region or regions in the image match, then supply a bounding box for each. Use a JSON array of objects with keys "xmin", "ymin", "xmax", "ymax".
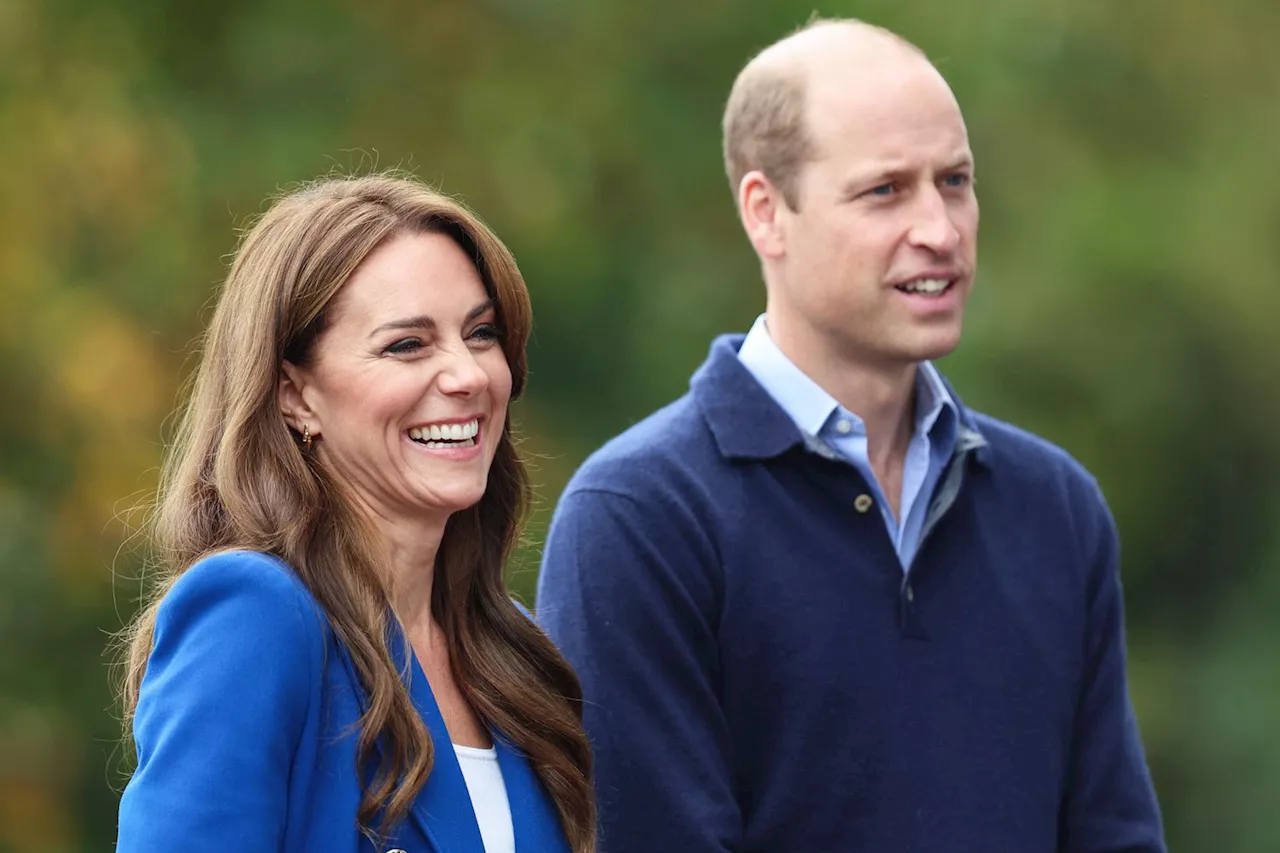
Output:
[{"xmin": 537, "ymin": 17, "xmax": 1164, "ymax": 853}]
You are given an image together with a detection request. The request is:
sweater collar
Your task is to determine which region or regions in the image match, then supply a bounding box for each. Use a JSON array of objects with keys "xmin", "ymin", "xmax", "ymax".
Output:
[{"xmin": 690, "ymin": 333, "xmax": 988, "ymax": 465}]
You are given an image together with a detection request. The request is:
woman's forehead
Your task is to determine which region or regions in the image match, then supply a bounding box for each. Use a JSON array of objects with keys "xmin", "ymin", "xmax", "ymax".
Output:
[{"xmin": 325, "ymin": 232, "xmax": 489, "ymax": 331}]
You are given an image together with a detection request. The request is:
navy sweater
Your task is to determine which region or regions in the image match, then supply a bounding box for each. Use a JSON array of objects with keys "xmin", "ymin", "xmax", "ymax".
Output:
[{"xmin": 537, "ymin": 335, "xmax": 1164, "ymax": 853}]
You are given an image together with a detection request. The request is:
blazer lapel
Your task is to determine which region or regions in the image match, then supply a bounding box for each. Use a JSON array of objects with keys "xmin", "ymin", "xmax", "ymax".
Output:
[
  {"xmin": 392, "ymin": 629, "xmax": 488, "ymax": 853},
  {"xmin": 335, "ymin": 623, "xmax": 570, "ymax": 853},
  {"xmin": 494, "ymin": 738, "xmax": 572, "ymax": 853}
]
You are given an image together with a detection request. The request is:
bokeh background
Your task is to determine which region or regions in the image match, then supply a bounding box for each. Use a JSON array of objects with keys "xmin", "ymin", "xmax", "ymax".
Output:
[{"xmin": 1, "ymin": 0, "xmax": 1277, "ymax": 850}]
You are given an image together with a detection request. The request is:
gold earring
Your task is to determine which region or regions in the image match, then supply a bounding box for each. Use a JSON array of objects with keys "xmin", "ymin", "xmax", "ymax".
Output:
[{"xmin": 302, "ymin": 425, "xmax": 312, "ymax": 452}]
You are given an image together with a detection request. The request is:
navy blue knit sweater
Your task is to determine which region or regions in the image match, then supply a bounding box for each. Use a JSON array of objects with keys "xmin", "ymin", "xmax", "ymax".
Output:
[{"xmin": 537, "ymin": 335, "xmax": 1164, "ymax": 853}]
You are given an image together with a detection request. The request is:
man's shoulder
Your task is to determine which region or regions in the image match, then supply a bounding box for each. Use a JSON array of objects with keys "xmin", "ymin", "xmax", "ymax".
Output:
[
  {"xmin": 967, "ymin": 409, "xmax": 1105, "ymax": 506},
  {"xmin": 563, "ymin": 391, "xmax": 722, "ymax": 501}
]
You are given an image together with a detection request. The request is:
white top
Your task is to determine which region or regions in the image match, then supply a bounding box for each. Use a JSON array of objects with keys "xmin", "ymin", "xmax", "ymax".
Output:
[{"xmin": 453, "ymin": 744, "xmax": 515, "ymax": 853}]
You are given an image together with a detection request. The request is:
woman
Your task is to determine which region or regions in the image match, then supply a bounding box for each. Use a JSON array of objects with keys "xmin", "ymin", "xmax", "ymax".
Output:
[{"xmin": 116, "ymin": 174, "xmax": 595, "ymax": 853}]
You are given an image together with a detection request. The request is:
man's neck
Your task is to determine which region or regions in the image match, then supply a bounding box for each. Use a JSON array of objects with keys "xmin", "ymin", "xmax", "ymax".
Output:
[{"xmin": 765, "ymin": 313, "xmax": 918, "ymax": 484}]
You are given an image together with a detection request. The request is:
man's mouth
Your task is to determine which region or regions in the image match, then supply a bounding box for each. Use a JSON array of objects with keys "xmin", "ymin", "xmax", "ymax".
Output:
[
  {"xmin": 894, "ymin": 277, "xmax": 954, "ymax": 297},
  {"xmin": 407, "ymin": 418, "xmax": 480, "ymax": 449}
]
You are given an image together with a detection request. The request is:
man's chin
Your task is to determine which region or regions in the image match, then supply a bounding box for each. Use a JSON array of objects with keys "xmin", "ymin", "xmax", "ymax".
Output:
[
  {"xmin": 905, "ymin": 324, "xmax": 965, "ymax": 363},
  {"xmin": 914, "ymin": 342, "xmax": 963, "ymax": 364}
]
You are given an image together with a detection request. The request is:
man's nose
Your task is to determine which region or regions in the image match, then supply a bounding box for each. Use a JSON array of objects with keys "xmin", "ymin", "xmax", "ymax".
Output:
[{"xmin": 907, "ymin": 187, "xmax": 962, "ymax": 254}]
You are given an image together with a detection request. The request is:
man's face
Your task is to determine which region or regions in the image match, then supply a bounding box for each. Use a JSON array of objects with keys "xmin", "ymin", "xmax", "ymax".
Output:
[{"xmin": 771, "ymin": 56, "xmax": 979, "ymax": 370}]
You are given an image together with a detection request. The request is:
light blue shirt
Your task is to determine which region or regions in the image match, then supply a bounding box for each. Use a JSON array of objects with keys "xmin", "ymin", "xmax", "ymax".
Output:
[{"xmin": 737, "ymin": 315, "xmax": 959, "ymax": 570}]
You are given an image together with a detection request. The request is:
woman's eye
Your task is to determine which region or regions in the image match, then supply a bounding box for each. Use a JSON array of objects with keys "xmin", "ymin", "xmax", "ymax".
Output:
[
  {"xmin": 469, "ymin": 324, "xmax": 503, "ymax": 343},
  {"xmin": 385, "ymin": 337, "xmax": 424, "ymax": 355}
]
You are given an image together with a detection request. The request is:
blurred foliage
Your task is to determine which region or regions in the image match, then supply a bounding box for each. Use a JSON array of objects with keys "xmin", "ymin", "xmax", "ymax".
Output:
[{"xmin": 0, "ymin": 0, "xmax": 1276, "ymax": 850}]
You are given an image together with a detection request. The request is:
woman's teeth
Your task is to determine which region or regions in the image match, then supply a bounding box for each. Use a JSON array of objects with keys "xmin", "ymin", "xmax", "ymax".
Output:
[{"xmin": 408, "ymin": 419, "xmax": 479, "ymax": 447}]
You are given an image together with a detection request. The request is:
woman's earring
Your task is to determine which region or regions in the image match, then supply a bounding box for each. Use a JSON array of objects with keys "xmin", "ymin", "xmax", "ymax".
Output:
[{"xmin": 302, "ymin": 424, "xmax": 312, "ymax": 452}]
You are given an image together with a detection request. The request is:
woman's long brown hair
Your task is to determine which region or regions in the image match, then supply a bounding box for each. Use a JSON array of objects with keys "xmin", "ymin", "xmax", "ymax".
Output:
[{"xmin": 118, "ymin": 173, "xmax": 595, "ymax": 851}]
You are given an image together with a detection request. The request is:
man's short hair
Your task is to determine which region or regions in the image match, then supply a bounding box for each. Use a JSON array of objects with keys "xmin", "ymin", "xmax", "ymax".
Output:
[
  {"xmin": 722, "ymin": 66, "xmax": 812, "ymax": 211},
  {"xmin": 721, "ymin": 18, "xmax": 923, "ymax": 212}
]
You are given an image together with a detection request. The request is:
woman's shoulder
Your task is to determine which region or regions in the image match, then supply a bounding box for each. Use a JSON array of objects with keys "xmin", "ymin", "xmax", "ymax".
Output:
[
  {"xmin": 153, "ymin": 549, "xmax": 328, "ymax": 668},
  {"xmin": 125, "ymin": 551, "xmax": 333, "ymax": 847},
  {"xmin": 166, "ymin": 548, "xmax": 312, "ymax": 602}
]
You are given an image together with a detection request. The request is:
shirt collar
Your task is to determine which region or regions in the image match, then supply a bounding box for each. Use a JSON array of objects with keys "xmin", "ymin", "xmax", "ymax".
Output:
[
  {"xmin": 915, "ymin": 360, "xmax": 959, "ymax": 451},
  {"xmin": 737, "ymin": 314, "xmax": 959, "ymax": 446},
  {"xmin": 691, "ymin": 332, "xmax": 988, "ymax": 464},
  {"xmin": 737, "ymin": 314, "xmax": 841, "ymax": 436}
]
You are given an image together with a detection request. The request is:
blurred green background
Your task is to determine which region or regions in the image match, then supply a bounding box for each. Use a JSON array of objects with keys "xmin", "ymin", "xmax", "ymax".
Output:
[{"xmin": 1, "ymin": 0, "xmax": 1277, "ymax": 849}]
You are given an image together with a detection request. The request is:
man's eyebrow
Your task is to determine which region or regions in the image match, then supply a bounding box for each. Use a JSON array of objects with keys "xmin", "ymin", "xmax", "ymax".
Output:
[
  {"xmin": 839, "ymin": 164, "xmax": 913, "ymax": 197},
  {"xmin": 838, "ymin": 154, "xmax": 976, "ymax": 197},
  {"xmin": 366, "ymin": 299, "xmax": 495, "ymax": 340}
]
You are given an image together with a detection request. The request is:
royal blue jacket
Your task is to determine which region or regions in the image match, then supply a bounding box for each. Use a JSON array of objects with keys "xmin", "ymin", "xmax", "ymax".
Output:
[
  {"xmin": 117, "ymin": 550, "xmax": 570, "ymax": 853},
  {"xmin": 537, "ymin": 334, "xmax": 1164, "ymax": 853}
]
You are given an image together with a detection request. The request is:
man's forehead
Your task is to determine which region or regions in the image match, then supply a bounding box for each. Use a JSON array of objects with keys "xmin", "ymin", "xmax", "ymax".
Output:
[{"xmin": 812, "ymin": 82, "xmax": 960, "ymax": 134}]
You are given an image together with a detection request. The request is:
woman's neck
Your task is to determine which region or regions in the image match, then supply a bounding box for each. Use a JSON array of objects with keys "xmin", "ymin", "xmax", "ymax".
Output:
[{"xmin": 351, "ymin": 494, "xmax": 448, "ymax": 634}]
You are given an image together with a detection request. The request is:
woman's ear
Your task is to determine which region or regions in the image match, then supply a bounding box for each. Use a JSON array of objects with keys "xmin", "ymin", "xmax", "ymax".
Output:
[{"xmin": 278, "ymin": 360, "xmax": 320, "ymax": 437}]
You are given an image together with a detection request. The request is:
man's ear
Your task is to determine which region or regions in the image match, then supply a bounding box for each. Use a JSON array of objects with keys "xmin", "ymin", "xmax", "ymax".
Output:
[
  {"xmin": 738, "ymin": 170, "xmax": 788, "ymax": 260},
  {"xmin": 278, "ymin": 360, "xmax": 320, "ymax": 437}
]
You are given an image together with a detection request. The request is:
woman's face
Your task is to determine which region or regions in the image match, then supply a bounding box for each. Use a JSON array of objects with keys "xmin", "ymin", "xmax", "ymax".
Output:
[{"xmin": 283, "ymin": 230, "xmax": 513, "ymax": 527}]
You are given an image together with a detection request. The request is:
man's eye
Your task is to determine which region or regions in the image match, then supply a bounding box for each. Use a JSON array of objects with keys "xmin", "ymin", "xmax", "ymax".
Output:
[
  {"xmin": 385, "ymin": 338, "xmax": 423, "ymax": 355},
  {"xmin": 868, "ymin": 183, "xmax": 896, "ymax": 197},
  {"xmin": 943, "ymin": 173, "xmax": 971, "ymax": 188}
]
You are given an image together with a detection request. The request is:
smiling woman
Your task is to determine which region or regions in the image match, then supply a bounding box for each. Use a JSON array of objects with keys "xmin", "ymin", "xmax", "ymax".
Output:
[
  {"xmin": 278, "ymin": 230, "xmax": 516, "ymax": 545},
  {"xmin": 114, "ymin": 174, "xmax": 595, "ymax": 853}
]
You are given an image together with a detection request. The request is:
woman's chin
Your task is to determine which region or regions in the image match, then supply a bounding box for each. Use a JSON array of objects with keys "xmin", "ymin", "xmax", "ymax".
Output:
[{"xmin": 412, "ymin": 483, "xmax": 488, "ymax": 518}]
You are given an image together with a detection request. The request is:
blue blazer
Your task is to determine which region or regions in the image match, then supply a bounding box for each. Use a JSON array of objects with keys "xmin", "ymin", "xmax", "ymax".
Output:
[{"xmin": 117, "ymin": 550, "xmax": 572, "ymax": 853}]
